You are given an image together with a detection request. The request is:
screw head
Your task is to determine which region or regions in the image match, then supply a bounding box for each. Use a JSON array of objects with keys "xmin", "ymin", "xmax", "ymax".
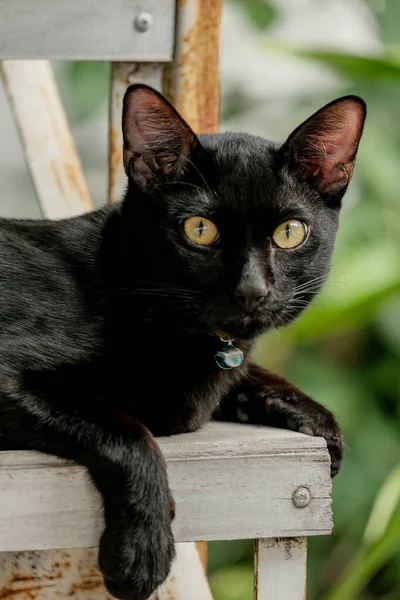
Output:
[
  {"xmin": 134, "ymin": 12, "xmax": 153, "ymax": 32},
  {"xmin": 293, "ymin": 486, "xmax": 311, "ymax": 508}
]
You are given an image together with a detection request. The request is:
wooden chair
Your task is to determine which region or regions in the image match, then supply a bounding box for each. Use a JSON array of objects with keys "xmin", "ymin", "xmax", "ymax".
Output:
[{"xmin": 0, "ymin": 1, "xmax": 333, "ymax": 598}]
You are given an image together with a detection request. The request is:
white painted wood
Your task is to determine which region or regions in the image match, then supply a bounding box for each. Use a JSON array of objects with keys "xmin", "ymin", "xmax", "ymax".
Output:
[
  {"xmin": 157, "ymin": 543, "xmax": 213, "ymax": 600},
  {"xmin": 0, "ymin": 423, "xmax": 332, "ymax": 552},
  {"xmin": 108, "ymin": 62, "xmax": 163, "ymax": 204},
  {"xmin": 1, "ymin": 60, "xmax": 93, "ymax": 219},
  {"xmin": 0, "ymin": 0, "xmax": 175, "ymax": 60},
  {"xmin": 254, "ymin": 538, "xmax": 308, "ymax": 600}
]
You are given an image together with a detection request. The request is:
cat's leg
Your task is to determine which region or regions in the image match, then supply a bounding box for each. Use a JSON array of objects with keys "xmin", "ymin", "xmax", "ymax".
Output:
[
  {"xmin": 0, "ymin": 387, "xmax": 175, "ymax": 600},
  {"xmin": 214, "ymin": 364, "xmax": 343, "ymax": 476}
]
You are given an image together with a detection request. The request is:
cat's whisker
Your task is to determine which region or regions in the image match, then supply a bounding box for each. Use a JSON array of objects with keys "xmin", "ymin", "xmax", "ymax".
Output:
[
  {"xmin": 292, "ymin": 270, "xmax": 352, "ymax": 297},
  {"xmin": 292, "ymin": 274, "xmax": 330, "ymax": 293},
  {"xmin": 291, "ymin": 288, "xmax": 324, "ymax": 298},
  {"xmin": 291, "ymin": 280, "xmax": 351, "ymax": 299},
  {"xmin": 287, "ymin": 297, "xmax": 328, "ymax": 317}
]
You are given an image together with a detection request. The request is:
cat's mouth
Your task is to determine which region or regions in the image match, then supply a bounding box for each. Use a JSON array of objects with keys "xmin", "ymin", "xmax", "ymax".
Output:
[{"xmin": 214, "ymin": 315, "xmax": 270, "ymax": 341}]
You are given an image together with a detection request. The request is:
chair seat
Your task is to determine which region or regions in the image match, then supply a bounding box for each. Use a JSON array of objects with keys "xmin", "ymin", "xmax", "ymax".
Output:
[{"xmin": 0, "ymin": 422, "xmax": 332, "ymax": 552}]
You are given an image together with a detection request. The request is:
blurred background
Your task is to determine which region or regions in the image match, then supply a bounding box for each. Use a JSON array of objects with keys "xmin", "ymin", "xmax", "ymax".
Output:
[{"xmin": 0, "ymin": 0, "xmax": 399, "ymax": 598}]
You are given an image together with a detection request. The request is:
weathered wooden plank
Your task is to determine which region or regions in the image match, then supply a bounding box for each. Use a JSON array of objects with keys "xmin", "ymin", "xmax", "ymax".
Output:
[
  {"xmin": 0, "ymin": 544, "xmax": 211, "ymax": 599},
  {"xmin": 108, "ymin": 62, "xmax": 163, "ymax": 205},
  {"xmin": 0, "ymin": 0, "xmax": 175, "ymax": 61},
  {"xmin": 157, "ymin": 543, "xmax": 213, "ymax": 600},
  {"xmin": 0, "ymin": 423, "xmax": 332, "ymax": 552},
  {"xmin": 1, "ymin": 60, "xmax": 93, "ymax": 219},
  {"xmin": 0, "ymin": 548, "xmax": 114, "ymax": 599},
  {"xmin": 163, "ymin": 0, "xmax": 222, "ymax": 133},
  {"xmin": 254, "ymin": 538, "xmax": 308, "ymax": 600}
]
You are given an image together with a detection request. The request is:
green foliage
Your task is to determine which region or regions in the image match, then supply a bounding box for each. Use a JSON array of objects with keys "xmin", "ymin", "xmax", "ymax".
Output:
[
  {"xmin": 231, "ymin": 0, "xmax": 276, "ymax": 31},
  {"xmin": 323, "ymin": 464, "xmax": 400, "ymax": 600},
  {"xmin": 263, "ymin": 43, "xmax": 400, "ymax": 83},
  {"xmin": 55, "ymin": 61, "xmax": 110, "ymax": 123}
]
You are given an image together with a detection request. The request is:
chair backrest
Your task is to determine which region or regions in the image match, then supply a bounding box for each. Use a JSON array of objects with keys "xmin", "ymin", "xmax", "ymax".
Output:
[
  {"xmin": 0, "ymin": 0, "xmax": 222, "ymax": 213},
  {"xmin": 0, "ymin": 0, "xmax": 175, "ymax": 61}
]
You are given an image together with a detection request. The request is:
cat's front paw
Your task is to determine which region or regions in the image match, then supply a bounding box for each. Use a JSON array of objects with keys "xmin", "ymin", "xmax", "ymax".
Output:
[
  {"xmin": 99, "ymin": 515, "xmax": 175, "ymax": 600},
  {"xmin": 235, "ymin": 387, "xmax": 343, "ymax": 477},
  {"xmin": 262, "ymin": 389, "xmax": 343, "ymax": 477}
]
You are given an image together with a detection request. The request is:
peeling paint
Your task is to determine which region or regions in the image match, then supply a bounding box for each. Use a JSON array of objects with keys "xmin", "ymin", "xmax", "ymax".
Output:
[
  {"xmin": 0, "ymin": 549, "xmax": 113, "ymax": 599},
  {"xmin": 164, "ymin": 0, "xmax": 222, "ymax": 134}
]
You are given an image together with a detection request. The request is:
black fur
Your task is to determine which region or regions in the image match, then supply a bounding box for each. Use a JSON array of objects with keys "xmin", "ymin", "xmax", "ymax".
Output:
[{"xmin": 0, "ymin": 85, "xmax": 366, "ymax": 599}]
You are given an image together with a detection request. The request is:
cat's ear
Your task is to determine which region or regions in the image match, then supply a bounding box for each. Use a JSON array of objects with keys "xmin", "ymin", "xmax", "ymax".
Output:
[
  {"xmin": 282, "ymin": 96, "xmax": 366, "ymax": 199},
  {"xmin": 122, "ymin": 84, "xmax": 198, "ymax": 190}
]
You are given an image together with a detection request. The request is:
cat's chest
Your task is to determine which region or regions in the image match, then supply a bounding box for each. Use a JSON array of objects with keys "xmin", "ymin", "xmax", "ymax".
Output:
[{"xmin": 112, "ymin": 331, "xmax": 250, "ymax": 435}]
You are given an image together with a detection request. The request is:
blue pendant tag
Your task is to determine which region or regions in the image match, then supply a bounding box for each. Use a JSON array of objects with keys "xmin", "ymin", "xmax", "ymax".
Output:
[{"xmin": 215, "ymin": 340, "xmax": 244, "ymax": 370}]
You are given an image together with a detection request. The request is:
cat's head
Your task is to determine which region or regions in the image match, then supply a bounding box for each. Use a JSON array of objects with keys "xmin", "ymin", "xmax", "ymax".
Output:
[{"xmin": 121, "ymin": 85, "xmax": 366, "ymax": 340}]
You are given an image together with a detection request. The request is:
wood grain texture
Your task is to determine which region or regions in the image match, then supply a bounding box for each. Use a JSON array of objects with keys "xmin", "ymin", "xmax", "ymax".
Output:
[
  {"xmin": 0, "ymin": 548, "xmax": 114, "ymax": 599},
  {"xmin": 163, "ymin": 0, "xmax": 222, "ymax": 133},
  {"xmin": 0, "ymin": 0, "xmax": 175, "ymax": 60},
  {"xmin": 0, "ymin": 423, "xmax": 332, "ymax": 552},
  {"xmin": 108, "ymin": 62, "xmax": 163, "ymax": 205},
  {"xmin": 254, "ymin": 538, "xmax": 308, "ymax": 600},
  {"xmin": 1, "ymin": 60, "xmax": 93, "ymax": 219},
  {"xmin": 0, "ymin": 544, "xmax": 208, "ymax": 600}
]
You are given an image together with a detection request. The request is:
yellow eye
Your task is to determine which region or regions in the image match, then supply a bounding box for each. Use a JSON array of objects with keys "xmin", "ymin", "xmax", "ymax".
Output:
[
  {"xmin": 184, "ymin": 216, "xmax": 219, "ymax": 246},
  {"xmin": 272, "ymin": 219, "xmax": 307, "ymax": 249}
]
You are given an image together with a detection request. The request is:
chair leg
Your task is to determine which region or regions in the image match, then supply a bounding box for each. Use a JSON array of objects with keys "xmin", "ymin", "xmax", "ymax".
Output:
[
  {"xmin": 254, "ymin": 538, "xmax": 308, "ymax": 600},
  {"xmin": 1, "ymin": 60, "xmax": 93, "ymax": 219},
  {"xmin": 157, "ymin": 542, "xmax": 214, "ymax": 600}
]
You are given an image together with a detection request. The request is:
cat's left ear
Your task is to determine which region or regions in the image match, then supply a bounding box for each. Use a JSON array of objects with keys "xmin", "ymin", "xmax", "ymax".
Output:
[
  {"xmin": 282, "ymin": 95, "xmax": 366, "ymax": 200},
  {"xmin": 122, "ymin": 84, "xmax": 198, "ymax": 190}
]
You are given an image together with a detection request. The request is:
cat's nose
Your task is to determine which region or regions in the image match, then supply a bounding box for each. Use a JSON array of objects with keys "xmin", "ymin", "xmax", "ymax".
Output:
[{"xmin": 235, "ymin": 282, "xmax": 270, "ymax": 312}]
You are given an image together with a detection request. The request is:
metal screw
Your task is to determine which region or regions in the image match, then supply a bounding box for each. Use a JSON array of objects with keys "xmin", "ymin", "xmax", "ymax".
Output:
[
  {"xmin": 293, "ymin": 486, "xmax": 311, "ymax": 508},
  {"xmin": 134, "ymin": 12, "xmax": 153, "ymax": 32}
]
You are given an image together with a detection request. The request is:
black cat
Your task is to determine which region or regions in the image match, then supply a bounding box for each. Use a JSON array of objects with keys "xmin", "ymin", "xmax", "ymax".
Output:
[{"xmin": 0, "ymin": 85, "xmax": 366, "ymax": 600}]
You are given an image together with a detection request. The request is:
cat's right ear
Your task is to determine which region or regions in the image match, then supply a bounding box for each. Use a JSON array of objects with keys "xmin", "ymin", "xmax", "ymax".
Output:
[{"xmin": 122, "ymin": 84, "xmax": 198, "ymax": 191}]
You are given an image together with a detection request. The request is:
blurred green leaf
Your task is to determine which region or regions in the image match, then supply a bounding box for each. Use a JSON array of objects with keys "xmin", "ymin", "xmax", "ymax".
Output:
[
  {"xmin": 364, "ymin": 463, "xmax": 400, "ymax": 546},
  {"xmin": 55, "ymin": 61, "xmax": 110, "ymax": 123},
  {"xmin": 210, "ymin": 565, "xmax": 253, "ymax": 600},
  {"xmin": 231, "ymin": 0, "xmax": 276, "ymax": 31},
  {"xmin": 261, "ymin": 42, "xmax": 400, "ymax": 83},
  {"xmin": 323, "ymin": 506, "xmax": 400, "ymax": 600},
  {"xmin": 366, "ymin": 0, "xmax": 400, "ymax": 46},
  {"xmin": 208, "ymin": 540, "xmax": 254, "ymax": 573}
]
